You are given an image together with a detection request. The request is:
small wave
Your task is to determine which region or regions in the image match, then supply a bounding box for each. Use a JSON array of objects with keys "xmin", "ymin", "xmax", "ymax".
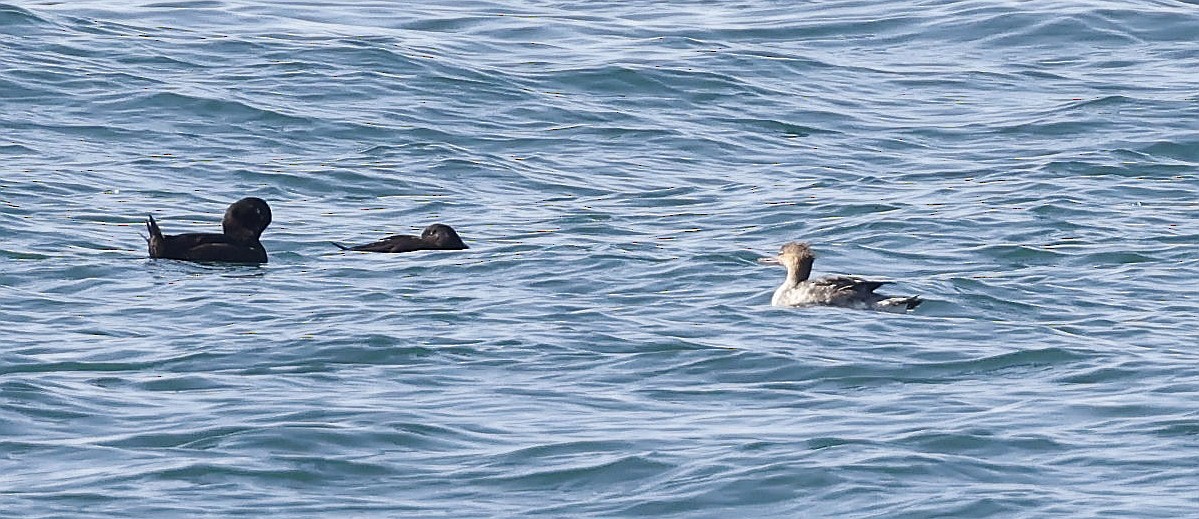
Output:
[
  {"xmin": 0, "ymin": 143, "xmax": 36, "ymax": 155},
  {"xmin": 0, "ymin": 4, "xmax": 48, "ymax": 26},
  {"xmin": 142, "ymin": 0, "xmax": 225, "ymax": 8}
]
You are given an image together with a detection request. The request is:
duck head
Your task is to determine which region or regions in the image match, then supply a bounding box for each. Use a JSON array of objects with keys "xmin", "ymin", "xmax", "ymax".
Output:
[
  {"xmin": 758, "ymin": 241, "xmax": 815, "ymax": 282},
  {"xmin": 222, "ymin": 197, "xmax": 272, "ymax": 243},
  {"xmin": 421, "ymin": 223, "xmax": 468, "ymax": 250}
]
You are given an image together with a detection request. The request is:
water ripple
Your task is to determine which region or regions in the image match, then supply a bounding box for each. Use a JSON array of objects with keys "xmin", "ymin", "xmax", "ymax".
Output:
[{"xmin": 3, "ymin": 1, "xmax": 1199, "ymax": 517}]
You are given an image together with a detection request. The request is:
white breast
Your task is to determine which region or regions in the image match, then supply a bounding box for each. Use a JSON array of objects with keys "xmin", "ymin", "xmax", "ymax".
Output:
[{"xmin": 771, "ymin": 282, "xmax": 835, "ymax": 307}]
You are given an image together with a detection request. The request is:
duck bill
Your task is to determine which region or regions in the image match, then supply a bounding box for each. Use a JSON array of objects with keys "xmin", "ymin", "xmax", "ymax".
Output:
[{"xmin": 757, "ymin": 256, "xmax": 781, "ymax": 265}]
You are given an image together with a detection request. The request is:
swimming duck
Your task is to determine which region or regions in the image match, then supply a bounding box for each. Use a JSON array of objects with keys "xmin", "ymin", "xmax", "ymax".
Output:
[
  {"xmin": 145, "ymin": 197, "xmax": 271, "ymax": 264},
  {"xmin": 333, "ymin": 223, "xmax": 468, "ymax": 253},
  {"xmin": 758, "ymin": 242, "xmax": 921, "ymax": 311}
]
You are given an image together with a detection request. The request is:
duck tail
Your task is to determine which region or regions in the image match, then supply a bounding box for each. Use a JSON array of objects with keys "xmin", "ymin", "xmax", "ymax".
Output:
[
  {"xmin": 331, "ymin": 242, "xmax": 351, "ymax": 250},
  {"xmin": 145, "ymin": 214, "xmax": 163, "ymax": 243},
  {"xmin": 145, "ymin": 214, "xmax": 165, "ymax": 257},
  {"xmin": 877, "ymin": 295, "xmax": 923, "ymax": 312}
]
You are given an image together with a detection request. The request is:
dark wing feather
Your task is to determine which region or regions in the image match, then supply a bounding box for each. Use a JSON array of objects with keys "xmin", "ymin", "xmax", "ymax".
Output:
[
  {"xmin": 814, "ymin": 276, "xmax": 890, "ymax": 294},
  {"xmin": 180, "ymin": 242, "xmax": 267, "ymax": 263},
  {"xmin": 345, "ymin": 234, "xmax": 429, "ymax": 253},
  {"xmin": 150, "ymin": 231, "xmax": 266, "ymax": 263}
]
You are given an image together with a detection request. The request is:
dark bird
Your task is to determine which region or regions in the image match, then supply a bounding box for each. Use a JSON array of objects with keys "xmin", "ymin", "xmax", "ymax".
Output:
[
  {"xmin": 333, "ymin": 223, "xmax": 468, "ymax": 253},
  {"xmin": 145, "ymin": 197, "xmax": 272, "ymax": 264},
  {"xmin": 758, "ymin": 242, "xmax": 922, "ymax": 311}
]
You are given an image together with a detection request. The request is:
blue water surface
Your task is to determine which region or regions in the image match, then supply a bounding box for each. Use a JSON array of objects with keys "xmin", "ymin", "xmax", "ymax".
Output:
[{"xmin": 3, "ymin": 1, "xmax": 1199, "ymax": 517}]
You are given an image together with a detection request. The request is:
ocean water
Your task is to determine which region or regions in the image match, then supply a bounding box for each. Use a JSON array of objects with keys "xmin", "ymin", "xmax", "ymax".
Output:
[{"xmin": 3, "ymin": 0, "xmax": 1199, "ymax": 516}]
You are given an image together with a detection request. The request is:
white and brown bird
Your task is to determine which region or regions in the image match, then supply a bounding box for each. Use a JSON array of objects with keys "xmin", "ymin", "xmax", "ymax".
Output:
[{"xmin": 758, "ymin": 242, "xmax": 922, "ymax": 311}]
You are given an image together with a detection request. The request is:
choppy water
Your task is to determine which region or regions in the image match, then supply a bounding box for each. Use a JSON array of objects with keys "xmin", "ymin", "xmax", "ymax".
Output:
[{"xmin": 3, "ymin": 1, "xmax": 1199, "ymax": 517}]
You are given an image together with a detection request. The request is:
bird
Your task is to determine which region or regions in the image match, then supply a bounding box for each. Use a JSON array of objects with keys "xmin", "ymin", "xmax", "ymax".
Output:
[
  {"xmin": 144, "ymin": 197, "xmax": 271, "ymax": 263},
  {"xmin": 332, "ymin": 223, "xmax": 468, "ymax": 253},
  {"xmin": 758, "ymin": 241, "xmax": 921, "ymax": 311}
]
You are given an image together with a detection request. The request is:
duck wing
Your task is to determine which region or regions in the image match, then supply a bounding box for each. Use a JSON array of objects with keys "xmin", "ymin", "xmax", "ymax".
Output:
[
  {"xmin": 178, "ymin": 240, "xmax": 267, "ymax": 263},
  {"xmin": 814, "ymin": 275, "xmax": 890, "ymax": 295},
  {"xmin": 148, "ymin": 230, "xmax": 226, "ymax": 258},
  {"xmin": 338, "ymin": 234, "xmax": 429, "ymax": 253},
  {"xmin": 149, "ymin": 232, "xmax": 267, "ymax": 263}
]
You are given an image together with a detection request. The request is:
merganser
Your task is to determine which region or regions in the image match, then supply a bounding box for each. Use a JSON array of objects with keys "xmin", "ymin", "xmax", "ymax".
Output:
[{"xmin": 758, "ymin": 242, "xmax": 921, "ymax": 311}]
